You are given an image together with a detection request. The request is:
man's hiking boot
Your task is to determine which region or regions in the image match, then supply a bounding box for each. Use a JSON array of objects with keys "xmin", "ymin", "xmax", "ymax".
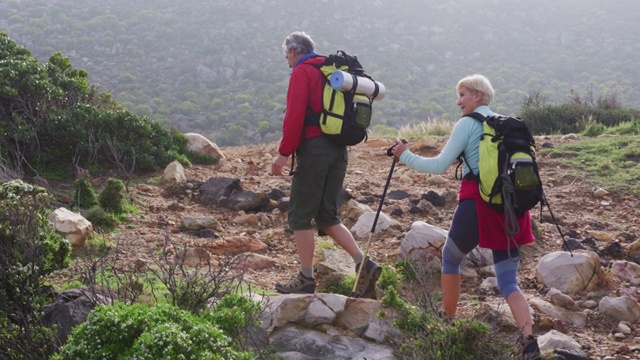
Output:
[
  {"xmin": 519, "ymin": 334, "xmax": 542, "ymax": 360},
  {"xmin": 275, "ymin": 271, "xmax": 315, "ymax": 294},
  {"xmin": 353, "ymin": 258, "xmax": 382, "ymax": 299}
]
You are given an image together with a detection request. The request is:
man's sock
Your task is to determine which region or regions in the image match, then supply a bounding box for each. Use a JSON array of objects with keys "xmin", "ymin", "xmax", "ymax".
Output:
[
  {"xmin": 300, "ymin": 267, "xmax": 314, "ymax": 278},
  {"xmin": 353, "ymin": 252, "xmax": 364, "ymax": 265}
]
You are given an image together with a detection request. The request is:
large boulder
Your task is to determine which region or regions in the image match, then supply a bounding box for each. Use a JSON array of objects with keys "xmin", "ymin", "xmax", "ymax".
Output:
[
  {"xmin": 42, "ymin": 287, "xmax": 115, "ymax": 346},
  {"xmin": 399, "ymin": 221, "xmax": 448, "ymax": 270},
  {"xmin": 184, "ymin": 132, "xmax": 226, "ymax": 161},
  {"xmin": 598, "ymin": 296, "xmax": 640, "ymax": 322},
  {"xmin": 261, "ymin": 294, "xmax": 397, "ymax": 359},
  {"xmin": 535, "ymin": 251, "xmax": 604, "ymax": 294}
]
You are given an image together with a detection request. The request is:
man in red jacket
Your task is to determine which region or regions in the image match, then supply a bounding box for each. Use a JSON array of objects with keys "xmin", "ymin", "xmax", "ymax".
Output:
[{"xmin": 271, "ymin": 31, "xmax": 381, "ymax": 298}]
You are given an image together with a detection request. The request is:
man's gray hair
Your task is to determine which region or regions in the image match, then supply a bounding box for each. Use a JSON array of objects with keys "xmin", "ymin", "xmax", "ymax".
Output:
[{"xmin": 282, "ymin": 31, "xmax": 316, "ymax": 55}]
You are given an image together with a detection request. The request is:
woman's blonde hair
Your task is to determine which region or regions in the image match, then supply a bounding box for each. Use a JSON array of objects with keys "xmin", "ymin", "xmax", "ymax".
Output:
[{"xmin": 456, "ymin": 74, "xmax": 494, "ymax": 105}]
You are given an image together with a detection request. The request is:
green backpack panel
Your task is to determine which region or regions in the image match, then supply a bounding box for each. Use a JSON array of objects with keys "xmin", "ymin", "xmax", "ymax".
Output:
[{"xmin": 305, "ymin": 50, "xmax": 376, "ymax": 146}]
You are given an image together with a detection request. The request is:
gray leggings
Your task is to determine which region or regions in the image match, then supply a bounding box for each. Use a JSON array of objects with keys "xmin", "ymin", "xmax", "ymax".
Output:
[{"xmin": 441, "ymin": 199, "xmax": 521, "ymax": 298}]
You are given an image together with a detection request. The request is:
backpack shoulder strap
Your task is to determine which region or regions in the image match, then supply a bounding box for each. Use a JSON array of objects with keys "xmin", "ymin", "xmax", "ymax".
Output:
[
  {"xmin": 301, "ymin": 57, "xmax": 328, "ymax": 127},
  {"xmin": 456, "ymin": 111, "xmax": 488, "ymax": 180},
  {"xmin": 466, "ymin": 112, "xmax": 486, "ymax": 123}
]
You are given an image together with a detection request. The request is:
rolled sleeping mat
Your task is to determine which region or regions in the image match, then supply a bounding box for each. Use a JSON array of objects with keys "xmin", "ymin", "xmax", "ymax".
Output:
[{"xmin": 329, "ymin": 70, "xmax": 385, "ymax": 100}]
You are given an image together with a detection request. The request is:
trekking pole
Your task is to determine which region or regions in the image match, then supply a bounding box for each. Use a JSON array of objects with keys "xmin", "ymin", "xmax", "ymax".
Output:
[
  {"xmin": 542, "ymin": 195, "xmax": 573, "ymax": 256},
  {"xmin": 351, "ymin": 140, "xmax": 405, "ymax": 296}
]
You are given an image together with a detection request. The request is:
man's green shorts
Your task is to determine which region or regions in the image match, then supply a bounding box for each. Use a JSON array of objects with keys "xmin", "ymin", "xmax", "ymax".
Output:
[{"xmin": 288, "ymin": 136, "xmax": 348, "ymax": 231}]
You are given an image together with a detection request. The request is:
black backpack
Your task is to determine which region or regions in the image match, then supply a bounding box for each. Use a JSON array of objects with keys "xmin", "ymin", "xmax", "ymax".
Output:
[
  {"xmin": 460, "ymin": 112, "xmax": 545, "ymax": 214},
  {"xmin": 304, "ymin": 50, "xmax": 380, "ymax": 146},
  {"xmin": 459, "ymin": 112, "xmax": 572, "ymax": 254},
  {"xmin": 460, "ymin": 112, "xmax": 542, "ymax": 251}
]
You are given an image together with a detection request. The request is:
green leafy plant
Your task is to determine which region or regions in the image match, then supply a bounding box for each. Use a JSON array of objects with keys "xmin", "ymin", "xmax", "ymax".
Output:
[
  {"xmin": 50, "ymin": 302, "xmax": 254, "ymax": 360},
  {"xmin": 98, "ymin": 178, "xmax": 126, "ymax": 213},
  {"xmin": 325, "ymin": 274, "xmax": 356, "ymax": 296},
  {"xmin": 0, "ymin": 180, "xmax": 71, "ymax": 359},
  {"xmin": 382, "ymin": 261, "xmax": 515, "ymax": 359},
  {"xmin": 582, "ymin": 121, "xmax": 606, "ymax": 137},
  {"xmin": 83, "ymin": 207, "xmax": 120, "ymax": 232},
  {"xmin": 1, "ymin": 33, "xmax": 192, "ymax": 178},
  {"xmin": 74, "ymin": 177, "xmax": 98, "ymax": 210},
  {"xmin": 205, "ymin": 293, "xmax": 262, "ymax": 347},
  {"xmin": 147, "ymin": 253, "xmax": 247, "ymax": 314}
]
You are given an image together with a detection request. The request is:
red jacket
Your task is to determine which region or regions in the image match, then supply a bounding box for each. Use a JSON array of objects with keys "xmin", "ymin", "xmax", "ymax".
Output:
[{"xmin": 278, "ymin": 56, "xmax": 325, "ymax": 156}]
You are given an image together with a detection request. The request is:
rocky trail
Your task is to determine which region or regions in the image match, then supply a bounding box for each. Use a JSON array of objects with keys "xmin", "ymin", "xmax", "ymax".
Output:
[{"xmin": 56, "ymin": 135, "xmax": 640, "ymax": 359}]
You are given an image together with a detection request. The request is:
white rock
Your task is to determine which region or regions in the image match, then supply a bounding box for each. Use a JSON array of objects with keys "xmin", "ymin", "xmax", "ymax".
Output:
[
  {"xmin": 184, "ymin": 132, "xmax": 226, "ymax": 160},
  {"xmin": 537, "ymin": 329, "xmax": 582, "ymax": 352},
  {"xmin": 350, "ymin": 211, "xmax": 398, "ymax": 238},
  {"xmin": 400, "ymin": 221, "xmax": 448, "ymax": 257},
  {"xmin": 593, "ymin": 188, "xmax": 609, "ymax": 198},
  {"xmin": 598, "ymin": 296, "xmax": 640, "ymax": 322},
  {"xmin": 163, "ymin": 160, "xmax": 186, "ymax": 183},
  {"xmin": 536, "ymin": 251, "xmax": 603, "ymax": 294},
  {"xmin": 47, "ymin": 207, "xmax": 93, "ymax": 249}
]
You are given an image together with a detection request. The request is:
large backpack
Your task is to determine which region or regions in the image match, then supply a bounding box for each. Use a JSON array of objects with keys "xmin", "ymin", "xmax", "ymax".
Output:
[
  {"xmin": 304, "ymin": 50, "xmax": 380, "ymax": 146},
  {"xmin": 460, "ymin": 112, "xmax": 545, "ymax": 215},
  {"xmin": 459, "ymin": 112, "xmax": 573, "ymax": 255}
]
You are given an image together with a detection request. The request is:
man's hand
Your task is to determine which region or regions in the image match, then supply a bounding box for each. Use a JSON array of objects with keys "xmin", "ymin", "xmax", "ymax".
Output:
[{"xmin": 271, "ymin": 154, "xmax": 289, "ymax": 176}]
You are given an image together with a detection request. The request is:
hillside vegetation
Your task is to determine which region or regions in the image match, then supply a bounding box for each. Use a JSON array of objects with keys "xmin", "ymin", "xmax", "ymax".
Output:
[
  {"xmin": 1, "ymin": 0, "xmax": 639, "ymax": 145},
  {"xmin": 1, "ymin": 22, "xmax": 639, "ymax": 358},
  {"xmin": 0, "ymin": 33, "xmax": 199, "ymax": 180}
]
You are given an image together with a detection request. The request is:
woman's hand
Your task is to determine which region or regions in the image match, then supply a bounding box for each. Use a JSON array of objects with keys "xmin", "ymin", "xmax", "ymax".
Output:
[{"xmin": 391, "ymin": 139, "xmax": 408, "ymax": 159}]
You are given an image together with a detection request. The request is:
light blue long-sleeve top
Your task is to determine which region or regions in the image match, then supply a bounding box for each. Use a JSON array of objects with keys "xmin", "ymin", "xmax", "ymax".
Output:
[{"xmin": 399, "ymin": 105, "xmax": 494, "ymax": 178}]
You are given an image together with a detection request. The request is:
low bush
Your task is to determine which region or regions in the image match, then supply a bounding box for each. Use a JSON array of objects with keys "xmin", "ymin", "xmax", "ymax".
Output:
[
  {"xmin": 50, "ymin": 301, "xmax": 254, "ymax": 360},
  {"xmin": 383, "ymin": 262, "xmax": 515, "ymax": 360},
  {"xmin": 98, "ymin": 178, "xmax": 125, "ymax": 214},
  {"xmin": 520, "ymin": 92, "xmax": 640, "ymax": 135},
  {"xmin": 73, "ymin": 177, "xmax": 98, "ymax": 210},
  {"xmin": 0, "ymin": 180, "xmax": 71, "ymax": 359},
  {"xmin": 83, "ymin": 207, "xmax": 119, "ymax": 232}
]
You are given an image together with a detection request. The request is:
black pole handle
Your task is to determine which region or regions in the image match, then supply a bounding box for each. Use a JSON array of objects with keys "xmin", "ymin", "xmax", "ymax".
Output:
[{"xmin": 386, "ymin": 139, "xmax": 408, "ymax": 157}]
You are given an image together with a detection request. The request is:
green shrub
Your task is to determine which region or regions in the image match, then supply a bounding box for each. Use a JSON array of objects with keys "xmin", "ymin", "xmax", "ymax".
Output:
[
  {"xmin": 326, "ymin": 265, "xmax": 400, "ymax": 297},
  {"xmin": 205, "ymin": 293, "xmax": 262, "ymax": 347},
  {"xmin": 395, "ymin": 258, "xmax": 418, "ymax": 280},
  {"xmin": 377, "ymin": 266, "xmax": 399, "ymax": 292},
  {"xmin": 171, "ymin": 150, "xmax": 193, "ymax": 167},
  {"xmin": 389, "ymin": 298, "xmax": 513, "ymax": 360},
  {"xmin": 0, "ymin": 180, "xmax": 71, "ymax": 273},
  {"xmin": 0, "ymin": 180, "xmax": 71, "ymax": 359},
  {"xmin": 0, "ymin": 34, "xmax": 192, "ymax": 178},
  {"xmin": 380, "ymin": 286, "xmax": 407, "ymax": 311},
  {"xmin": 186, "ymin": 150, "xmax": 219, "ymax": 165},
  {"xmin": 325, "ymin": 274, "xmax": 355, "ymax": 296},
  {"xmin": 83, "ymin": 206, "xmax": 120, "ymax": 232},
  {"xmin": 148, "ymin": 255, "xmax": 248, "ymax": 314},
  {"xmin": 51, "ymin": 302, "xmax": 254, "ymax": 360},
  {"xmin": 520, "ymin": 92, "xmax": 640, "ymax": 135},
  {"xmin": 382, "ymin": 261, "xmax": 515, "ymax": 359},
  {"xmin": 99, "ymin": 178, "xmax": 125, "ymax": 213},
  {"xmin": 74, "ymin": 178, "xmax": 98, "ymax": 209},
  {"xmin": 582, "ymin": 122, "xmax": 606, "ymax": 137},
  {"xmin": 609, "ymin": 120, "xmax": 640, "ymax": 135}
]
